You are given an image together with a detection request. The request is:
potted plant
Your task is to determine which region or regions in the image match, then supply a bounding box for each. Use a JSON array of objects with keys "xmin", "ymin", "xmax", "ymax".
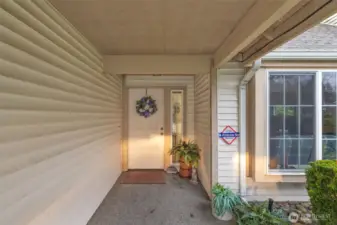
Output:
[
  {"xmin": 212, "ymin": 183, "xmax": 242, "ymax": 221},
  {"xmin": 169, "ymin": 140, "xmax": 200, "ymax": 179},
  {"xmin": 186, "ymin": 149, "xmax": 200, "ymax": 184}
]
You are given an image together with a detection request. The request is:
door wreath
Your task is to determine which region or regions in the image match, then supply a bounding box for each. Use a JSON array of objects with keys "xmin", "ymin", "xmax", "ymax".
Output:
[{"xmin": 136, "ymin": 95, "xmax": 158, "ymax": 118}]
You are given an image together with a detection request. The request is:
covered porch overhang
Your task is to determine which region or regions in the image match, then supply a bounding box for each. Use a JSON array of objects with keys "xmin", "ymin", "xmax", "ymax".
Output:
[
  {"xmin": 1, "ymin": 0, "xmax": 337, "ymax": 224},
  {"xmin": 50, "ymin": 0, "xmax": 337, "ymax": 72}
]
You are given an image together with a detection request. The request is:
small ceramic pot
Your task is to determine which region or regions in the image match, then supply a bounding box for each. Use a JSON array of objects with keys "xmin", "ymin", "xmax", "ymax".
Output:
[{"xmin": 212, "ymin": 208, "xmax": 233, "ymax": 221}]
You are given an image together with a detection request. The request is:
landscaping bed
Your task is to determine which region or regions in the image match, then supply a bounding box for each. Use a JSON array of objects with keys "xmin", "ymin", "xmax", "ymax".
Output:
[
  {"xmin": 248, "ymin": 201, "xmax": 314, "ymax": 224},
  {"xmin": 272, "ymin": 201, "xmax": 314, "ymax": 224}
]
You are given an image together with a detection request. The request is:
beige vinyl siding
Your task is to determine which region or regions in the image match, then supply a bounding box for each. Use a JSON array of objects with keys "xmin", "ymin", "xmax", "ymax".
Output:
[
  {"xmin": 0, "ymin": 1, "xmax": 122, "ymax": 225},
  {"xmin": 125, "ymin": 75, "xmax": 195, "ymax": 140},
  {"xmin": 194, "ymin": 73, "xmax": 211, "ymax": 195},
  {"xmin": 246, "ymin": 180, "xmax": 308, "ymax": 201},
  {"xmin": 217, "ymin": 66, "xmax": 244, "ymax": 192}
]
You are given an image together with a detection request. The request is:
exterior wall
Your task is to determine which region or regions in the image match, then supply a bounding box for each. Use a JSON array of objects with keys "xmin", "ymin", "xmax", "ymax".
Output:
[
  {"xmin": 216, "ymin": 64, "xmax": 308, "ymax": 200},
  {"xmin": 125, "ymin": 75, "xmax": 195, "ymax": 140},
  {"xmin": 1, "ymin": 1, "xmax": 122, "ymax": 225},
  {"xmin": 217, "ymin": 65, "xmax": 244, "ymax": 192},
  {"xmin": 194, "ymin": 73, "xmax": 211, "ymax": 195}
]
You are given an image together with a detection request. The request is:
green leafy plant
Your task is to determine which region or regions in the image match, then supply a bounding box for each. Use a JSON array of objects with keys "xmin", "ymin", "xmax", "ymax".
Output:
[
  {"xmin": 212, "ymin": 183, "xmax": 242, "ymax": 216},
  {"xmin": 169, "ymin": 140, "xmax": 200, "ymax": 167},
  {"xmin": 233, "ymin": 201, "xmax": 288, "ymax": 225},
  {"xmin": 306, "ymin": 160, "xmax": 337, "ymax": 225}
]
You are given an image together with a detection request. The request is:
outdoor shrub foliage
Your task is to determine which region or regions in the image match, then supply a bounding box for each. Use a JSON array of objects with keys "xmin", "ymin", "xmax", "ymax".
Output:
[
  {"xmin": 233, "ymin": 201, "xmax": 288, "ymax": 225},
  {"xmin": 306, "ymin": 160, "xmax": 337, "ymax": 225},
  {"xmin": 212, "ymin": 183, "xmax": 242, "ymax": 216}
]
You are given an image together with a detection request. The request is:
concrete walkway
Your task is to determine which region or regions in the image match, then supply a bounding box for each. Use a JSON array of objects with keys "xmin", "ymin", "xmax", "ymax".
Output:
[{"xmin": 87, "ymin": 173, "xmax": 234, "ymax": 225}]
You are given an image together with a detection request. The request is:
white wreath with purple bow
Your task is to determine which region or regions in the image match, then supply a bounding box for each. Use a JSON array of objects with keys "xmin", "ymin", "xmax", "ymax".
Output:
[{"xmin": 136, "ymin": 96, "xmax": 158, "ymax": 118}]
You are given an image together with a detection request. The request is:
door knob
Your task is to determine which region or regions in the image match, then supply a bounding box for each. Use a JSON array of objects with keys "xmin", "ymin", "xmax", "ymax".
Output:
[{"xmin": 160, "ymin": 127, "xmax": 164, "ymax": 130}]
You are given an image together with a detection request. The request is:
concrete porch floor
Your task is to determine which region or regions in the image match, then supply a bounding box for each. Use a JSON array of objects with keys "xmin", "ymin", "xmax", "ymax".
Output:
[{"xmin": 87, "ymin": 173, "xmax": 234, "ymax": 225}]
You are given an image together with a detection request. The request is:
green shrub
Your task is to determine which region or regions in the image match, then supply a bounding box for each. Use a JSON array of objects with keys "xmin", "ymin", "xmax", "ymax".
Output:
[
  {"xmin": 305, "ymin": 160, "xmax": 337, "ymax": 225},
  {"xmin": 233, "ymin": 201, "xmax": 288, "ymax": 225}
]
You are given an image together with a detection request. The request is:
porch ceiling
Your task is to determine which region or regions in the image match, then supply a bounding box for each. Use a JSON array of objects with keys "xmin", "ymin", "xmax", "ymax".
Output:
[
  {"xmin": 50, "ymin": 0, "xmax": 337, "ymax": 67},
  {"xmin": 50, "ymin": 0, "xmax": 258, "ymax": 55}
]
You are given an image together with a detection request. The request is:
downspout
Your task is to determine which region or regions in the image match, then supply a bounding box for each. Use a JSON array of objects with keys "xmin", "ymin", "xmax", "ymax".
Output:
[{"xmin": 239, "ymin": 59, "xmax": 261, "ymax": 196}]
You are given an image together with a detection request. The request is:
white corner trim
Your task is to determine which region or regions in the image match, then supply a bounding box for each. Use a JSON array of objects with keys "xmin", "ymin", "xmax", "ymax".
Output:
[
  {"xmin": 239, "ymin": 60, "xmax": 261, "ymax": 196},
  {"xmin": 211, "ymin": 68, "xmax": 219, "ymax": 186}
]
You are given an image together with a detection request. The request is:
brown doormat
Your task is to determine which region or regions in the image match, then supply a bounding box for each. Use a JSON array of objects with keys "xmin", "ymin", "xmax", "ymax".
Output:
[{"xmin": 120, "ymin": 170, "xmax": 166, "ymax": 184}]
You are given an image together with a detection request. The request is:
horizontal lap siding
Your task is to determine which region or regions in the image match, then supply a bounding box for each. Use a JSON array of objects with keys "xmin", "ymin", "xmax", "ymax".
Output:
[
  {"xmin": 0, "ymin": 1, "xmax": 122, "ymax": 225},
  {"xmin": 195, "ymin": 74, "xmax": 211, "ymax": 195},
  {"xmin": 217, "ymin": 68, "xmax": 244, "ymax": 192},
  {"xmin": 125, "ymin": 75, "xmax": 194, "ymax": 139}
]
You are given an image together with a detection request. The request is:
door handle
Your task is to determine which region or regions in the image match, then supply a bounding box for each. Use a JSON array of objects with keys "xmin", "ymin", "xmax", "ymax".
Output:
[
  {"xmin": 160, "ymin": 127, "xmax": 164, "ymax": 130},
  {"xmin": 160, "ymin": 132, "xmax": 164, "ymax": 135}
]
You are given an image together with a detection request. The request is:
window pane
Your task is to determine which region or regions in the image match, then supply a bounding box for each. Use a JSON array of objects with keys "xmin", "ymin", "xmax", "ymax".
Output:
[
  {"xmin": 270, "ymin": 75, "xmax": 284, "ymax": 105},
  {"xmin": 322, "ymin": 73, "xmax": 336, "ymax": 105},
  {"xmin": 269, "ymin": 72, "xmax": 317, "ymax": 172},
  {"xmin": 269, "ymin": 106, "xmax": 283, "ymax": 138},
  {"xmin": 285, "ymin": 76, "xmax": 298, "ymax": 105},
  {"xmin": 284, "ymin": 107, "xmax": 298, "ymax": 137},
  {"xmin": 300, "ymin": 107, "xmax": 314, "ymax": 137},
  {"xmin": 269, "ymin": 139, "xmax": 283, "ymax": 169},
  {"xmin": 322, "ymin": 107, "xmax": 336, "ymax": 138},
  {"xmin": 322, "ymin": 140, "xmax": 337, "ymax": 160},
  {"xmin": 300, "ymin": 75, "xmax": 314, "ymax": 105},
  {"xmin": 300, "ymin": 139, "xmax": 315, "ymax": 166},
  {"xmin": 269, "ymin": 139, "xmax": 300, "ymax": 169},
  {"xmin": 285, "ymin": 139, "xmax": 299, "ymax": 169},
  {"xmin": 321, "ymin": 72, "xmax": 337, "ymax": 160},
  {"xmin": 171, "ymin": 91, "xmax": 184, "ymax": 163}
]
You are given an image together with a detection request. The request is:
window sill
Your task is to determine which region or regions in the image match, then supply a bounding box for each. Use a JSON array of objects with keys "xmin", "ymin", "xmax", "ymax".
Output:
[
  {"xmin": 254, "ymin": 173, "xmax": 306, "ymax": 183},
  {"xmin": 267, "ymin": 169, "xmax": 306, "ymax": 176}
]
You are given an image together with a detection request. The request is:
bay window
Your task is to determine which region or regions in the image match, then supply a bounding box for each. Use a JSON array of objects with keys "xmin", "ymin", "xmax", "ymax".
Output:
[{"xmin": 268, "ymin": 70, "xmax": 337, "ymax": 173}]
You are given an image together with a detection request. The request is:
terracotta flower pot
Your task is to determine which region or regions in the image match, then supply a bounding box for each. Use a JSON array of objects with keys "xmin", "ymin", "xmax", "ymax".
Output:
[
  {"xmin": 179, "ymin": 157, "xmax": 191, "ymax": 178},
  {"xmin": 269, "ymin": 158, "xmax": 278, "ymax": 169}
]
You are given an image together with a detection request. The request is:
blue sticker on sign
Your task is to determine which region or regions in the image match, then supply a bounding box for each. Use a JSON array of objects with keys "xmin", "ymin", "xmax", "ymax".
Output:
[
  {"xmin": 218, "ymin": 132, "xmax": 240, "ymax": 138},
  {"xmin": 218, "ymin": 126, "xmax": 240, "ymax": 145}
]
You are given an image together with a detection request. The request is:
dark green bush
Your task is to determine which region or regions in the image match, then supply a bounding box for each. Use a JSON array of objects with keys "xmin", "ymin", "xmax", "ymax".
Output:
[{"xmin": 305, "ymin": 160, "xmax": 337, "ymax": 225}]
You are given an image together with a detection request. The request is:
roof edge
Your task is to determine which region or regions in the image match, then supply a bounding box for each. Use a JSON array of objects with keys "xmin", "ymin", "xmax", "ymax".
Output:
[{"xmin": 263, "ymin": 51, "xmax": 337, "ymax": 60}]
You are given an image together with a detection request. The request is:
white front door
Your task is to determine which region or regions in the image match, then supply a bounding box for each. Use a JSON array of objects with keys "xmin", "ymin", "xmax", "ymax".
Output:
[{"xmin": 128, "ymin": 88, "xmax": 164, "ymax": 169}]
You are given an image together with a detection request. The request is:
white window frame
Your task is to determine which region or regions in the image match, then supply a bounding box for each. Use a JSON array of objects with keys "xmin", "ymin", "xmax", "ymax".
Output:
[{"xmin": 266, "ymin": 69, "xmax": 337, "ymax": 175}]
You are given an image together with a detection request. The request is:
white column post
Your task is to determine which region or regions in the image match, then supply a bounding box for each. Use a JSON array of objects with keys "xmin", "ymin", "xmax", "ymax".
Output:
[{"xmin": 239, "ymin": 85, "xmax": 247, "ymax": 196}]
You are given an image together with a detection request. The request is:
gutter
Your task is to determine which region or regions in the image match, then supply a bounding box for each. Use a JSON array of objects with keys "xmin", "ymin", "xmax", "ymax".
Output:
[
  {"xmin": 240, "ymin": 59, "xmax": 262, "ymax": 86},
  {"xmin": 263, "ymin": 51, "xmax": 337, "ymax": 60},
  {"xmin": 239, "ymin": 59, "xmax": 261, "ymax": 196}
]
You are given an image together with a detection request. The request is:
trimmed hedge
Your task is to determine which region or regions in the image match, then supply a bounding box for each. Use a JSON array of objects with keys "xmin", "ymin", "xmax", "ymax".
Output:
[{"xmin": 305, "ymin": 160, "xmax": 337, "ymax": 225}]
